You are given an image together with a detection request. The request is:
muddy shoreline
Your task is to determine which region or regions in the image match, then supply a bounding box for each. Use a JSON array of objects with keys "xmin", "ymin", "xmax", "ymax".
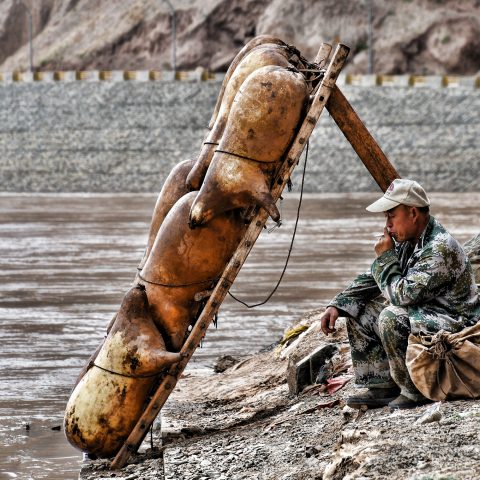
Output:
[
  {"xmin": 81, "ymin": 313, "xmax": 480, "ymax": 480},
  {"xmin": 79, "ymin": 218, "xmax": 480, "ymax": 480}
]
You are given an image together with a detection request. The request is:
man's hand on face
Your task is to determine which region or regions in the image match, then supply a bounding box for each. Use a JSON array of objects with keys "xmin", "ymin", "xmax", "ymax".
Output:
[
  {"xmin": 374, "ymin": 227, "xmax": 394, "ymax": 257},
  {"xmin": 320, "ymin": 306, "xmax": 339, "ymax": 335}
]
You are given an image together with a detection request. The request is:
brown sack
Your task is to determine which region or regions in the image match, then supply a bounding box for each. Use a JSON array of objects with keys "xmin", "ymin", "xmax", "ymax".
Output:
[{"xmin": 406, "ymin": 322, "xmax": 480, "ymax": 401}]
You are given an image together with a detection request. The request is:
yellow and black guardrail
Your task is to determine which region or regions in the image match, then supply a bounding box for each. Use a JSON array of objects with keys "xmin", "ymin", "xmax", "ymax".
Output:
[
  {"xmin": 0, "ymin": 71, "xmax": 478, "ymax": 88},
  {"xmin": 0, "ymin": 68, "xmax": 222, "ymax": 83}
]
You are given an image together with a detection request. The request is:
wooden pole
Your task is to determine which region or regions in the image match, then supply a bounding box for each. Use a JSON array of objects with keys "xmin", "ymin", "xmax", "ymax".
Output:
[
  {"xmin": 326, "ymin": 85, "xmax": 400, "ymax": 192},
  {"xmin": 110, "ymin": 43, "xmax": 350, "ymax": 470},
  {"xmin": 314, "ymin": 43, "xmax": 332, "ymax": 66}
]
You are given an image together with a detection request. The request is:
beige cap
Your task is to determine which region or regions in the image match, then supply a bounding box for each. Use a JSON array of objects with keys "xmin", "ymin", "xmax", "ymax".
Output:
[{"xmin": 366, "ymin": 179, "xmax": 430, "ymax": 212}]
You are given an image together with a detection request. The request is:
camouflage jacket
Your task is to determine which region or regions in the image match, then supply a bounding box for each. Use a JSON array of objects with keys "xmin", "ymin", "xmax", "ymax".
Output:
[{"xmin": 330, "ymin": 216, "xmax": 480, "ymax": 333}]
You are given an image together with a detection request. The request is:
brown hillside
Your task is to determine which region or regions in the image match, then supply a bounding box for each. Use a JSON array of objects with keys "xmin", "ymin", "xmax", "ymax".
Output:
[{"xmin": 1, "ymin": 0, "xmax": 479, "ymax": 74}]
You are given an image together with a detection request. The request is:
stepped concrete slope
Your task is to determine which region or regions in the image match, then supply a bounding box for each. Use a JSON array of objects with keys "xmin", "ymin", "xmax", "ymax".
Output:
[{"xmin": 0, "ymin": 82, "xmax": 478, "ymax": 193}]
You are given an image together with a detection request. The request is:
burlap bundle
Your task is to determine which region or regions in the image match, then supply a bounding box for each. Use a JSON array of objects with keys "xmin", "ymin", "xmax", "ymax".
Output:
[{"xmin": 406, "ymin": 322, "xmax": 480, "ymax": 401}]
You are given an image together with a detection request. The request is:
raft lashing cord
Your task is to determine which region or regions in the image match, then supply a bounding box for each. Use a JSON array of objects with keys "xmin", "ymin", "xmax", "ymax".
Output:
[
  {"xmin": 90, "ymin": 362, "xmax": 167, "ymax": 379},
  {"xmin": 227, "ymin": 140, "xmax": 309, "ymax": 308}
]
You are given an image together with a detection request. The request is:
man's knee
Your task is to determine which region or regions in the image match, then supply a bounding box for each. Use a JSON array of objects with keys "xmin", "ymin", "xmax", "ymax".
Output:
[{"xmin": 378, "ymin": 305, "xmax": 410, "ymax": 338}]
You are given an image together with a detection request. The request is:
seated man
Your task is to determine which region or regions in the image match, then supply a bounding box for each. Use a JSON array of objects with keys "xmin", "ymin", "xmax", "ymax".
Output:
[{"xmin": 320, "ymin": 179, "xmax": 480, "ymax": 409}]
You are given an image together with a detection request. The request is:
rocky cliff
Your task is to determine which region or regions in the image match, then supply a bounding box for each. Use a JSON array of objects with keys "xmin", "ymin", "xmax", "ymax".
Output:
[{"xmin": 1, "ymin": 0, "xmax": 479, "ymax": 74}]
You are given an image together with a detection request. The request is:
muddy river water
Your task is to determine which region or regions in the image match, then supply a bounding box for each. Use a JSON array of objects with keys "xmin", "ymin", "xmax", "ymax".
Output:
[{"xmin": 0, "ymin": 192, "xmax": 478, "ymax": 479}]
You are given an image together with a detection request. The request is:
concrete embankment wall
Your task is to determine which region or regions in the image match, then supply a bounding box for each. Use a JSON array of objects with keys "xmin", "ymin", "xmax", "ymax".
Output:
[{"xmin": 0, "ymin": 78, "xmax": 478, "ymax": 193}]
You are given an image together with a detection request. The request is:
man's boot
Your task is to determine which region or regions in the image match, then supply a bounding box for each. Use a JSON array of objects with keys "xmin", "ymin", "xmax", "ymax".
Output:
[
  {"xmin": 346, "ymin": 386, "xmax": 400, "ymax": 409},
  {"xmin": 387, "ymin": 394, "xmax": 431, "ymax": 410}
]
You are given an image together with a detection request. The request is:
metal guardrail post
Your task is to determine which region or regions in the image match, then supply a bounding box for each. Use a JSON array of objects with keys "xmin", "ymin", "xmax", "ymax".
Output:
[
  {"xmin": 17, "ymin": 1, "xmax": 34, "ymax": 72},
  {"xmin": 367, "ymin": 0, "xmax": 374, "ymax": 74},
  {"xmin": 162, "ymin": 0, "xmax": 176, "ymax": 75}
]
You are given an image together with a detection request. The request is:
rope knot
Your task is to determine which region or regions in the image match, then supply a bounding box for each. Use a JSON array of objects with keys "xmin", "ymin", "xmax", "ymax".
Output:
[{"xmin": 429, "ymin": 331, "xmax": 452, "ymax": 359}]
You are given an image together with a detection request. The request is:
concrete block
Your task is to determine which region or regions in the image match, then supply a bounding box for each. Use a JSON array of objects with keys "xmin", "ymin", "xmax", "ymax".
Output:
[
  {"xmin": 410, "ymin": 75, "xmax": 442, "ymax": 88},
  {"xmin": 211, "ymin": 72, "xmax": 226, "ymax": 83},
  {"xmin": 53, "ymin": 71, "xmax": 76, "ymax": 82},
  {"xmin": 12, "ymin": 71, "xmax": 33, "ymax": 82},
  {"xmin": 458, "ymin": 76, "xmax": 477, "ymax": 89},
  {"xmin": 149, "ymin": 70, "xmax": 162, "ymax": 81},
  {"xmin": 345, "ymin": 74, "xmax": 362, "ymax": 86},
  {"xmin": 360, "ymin": 74, "xmax": 378, "ymax": 87},
  {"xmin": 76, "ymin": 70, "xmax": 99, "ymax": 81},
  {"xmin": 335, "ymin": 73, "xmax": 347, "ymax": 87},
  {"xmin": 287, "ymin": 344, "xmax": 337, "ymax": 394},
  {"xmin": 99, "ymin": 70, "xmax": 123, "ymax": 81},
  {"xmin": 176, "ymin": 67, "xmax": 206, "ymax": 82},
  {"xmin": 33, "ymin": 71, "xmax": 54, "ymax": 82},
  {"xmin": 0, "ymin": 72, "xmax": 13, "ymax": 82},
  {"xmin": 161, "ymin": 71, "xmax": 176, "ymax": 82},
  {"xmin": 425, "ymin": 76, "xmax": 443, "ymax": 88},
  {"xmin": 122, "ymin": 70, "xmax": 137, "ymax": 81},
  {"xmin": 134, "ymin": 70, "xmax": 150, "ymax": 82},
  {"xmin": 377, "ymin": 74, "xmax": 410, "ymax": 87},
  {"xmin": 345, "ymin": 74, "xmax": 378, "ymax": 87}
]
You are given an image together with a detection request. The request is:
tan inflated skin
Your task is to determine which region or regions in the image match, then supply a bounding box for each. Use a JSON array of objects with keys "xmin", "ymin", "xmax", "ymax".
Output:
[
  {"xmin": 186, "ymin": 43, "xmax": 295, "ymax": 191},
  {"xmin": 64, "ymin": 285, "xmax": 182, "ymax": 458},
  {"xmin": 137, "ymin": 157, "xmax": 196, "ymax": 272},
  {"xmin": 189, "ymin": 65, "xmax": 309, "ymax": 227},
  {"xmin": 208, "ymin": 35, "xmax": 287, "ymax": 130}
]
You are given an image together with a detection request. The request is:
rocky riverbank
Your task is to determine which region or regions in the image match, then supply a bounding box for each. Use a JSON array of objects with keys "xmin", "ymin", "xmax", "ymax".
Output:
[
  {"xmin": 81, "ymin": 320, "xmax": 480, "ymax": 480},
  {"xmin": 80, "ymin": 314, "xmax": 480, "ymax": 480},
  {"xmin": 80, "ymin": 233, "xmax": 480, "ymax": 480},
  {"xmin": 161, "ymin": 326, "xmax": 480, "ymax": 480}
]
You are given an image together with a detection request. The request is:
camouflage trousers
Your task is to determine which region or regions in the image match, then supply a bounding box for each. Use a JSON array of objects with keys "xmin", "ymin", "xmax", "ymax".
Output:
[{"xmin": 346, "ymin": 300, "xmax": 424, "ymax": 401}]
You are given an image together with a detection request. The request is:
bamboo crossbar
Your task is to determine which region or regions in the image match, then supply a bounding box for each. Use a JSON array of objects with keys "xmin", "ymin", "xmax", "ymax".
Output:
[{"xmin": 111, "ymin": 43, "xmax": 350, "ymax": 470}]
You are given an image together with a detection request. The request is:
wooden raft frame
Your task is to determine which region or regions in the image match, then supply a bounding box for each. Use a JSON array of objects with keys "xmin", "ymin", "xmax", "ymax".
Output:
[{"xmin": 111, "ymin": 42, "xmax": 400, "ymax": 469}]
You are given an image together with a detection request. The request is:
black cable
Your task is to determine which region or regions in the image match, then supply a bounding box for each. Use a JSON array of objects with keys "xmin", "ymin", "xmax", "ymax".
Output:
[
  {"xmin": 137, "ymin": 272, "xmax": 217, "ymax": 288},
  {"xmin": 90, "ymin": 362, "xmax": 165, "ymax": 379},
  {"xmin": 227, "ymin": 141, "xmax": 309, "ymax": 308}
]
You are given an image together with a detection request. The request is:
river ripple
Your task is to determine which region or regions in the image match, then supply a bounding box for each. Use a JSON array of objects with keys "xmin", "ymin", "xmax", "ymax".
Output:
[{"xmin": 0, "ymin": 192, "xmax": 478, "ymax": 479}]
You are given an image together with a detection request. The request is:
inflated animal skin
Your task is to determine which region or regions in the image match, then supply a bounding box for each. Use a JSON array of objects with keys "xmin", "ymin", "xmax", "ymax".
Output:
[
  {"xmin": 186, "ymin": 43, "xmax": 295, "ymax": 191},
  {"xmin": 64, "ymin": 285, "xmax": 182, "ymax": 458},
  {"xmin": 138, "ymin": 157, "xmax": 196, "ymax": 272},
  {"xmin": 189, "ymin": 65, "xmax": 309, "ymax": 227},
  {"xmin": 137, "ymin": 37, "xmax": 307, "ymax": 270},
  {"xmin": 138, "ymin": 37, "xmax": 288, "ymax": 272},
  {"xmin": 208, "ymin": 34, "xmax": 287, "ymax": 130},
  {"xmin": 139, "ymin": 191, "xmax": 246, "ymax": 351},
  {"xmin": 65, "ymin": 37, "xmax": 313, "ymax": 459}
]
